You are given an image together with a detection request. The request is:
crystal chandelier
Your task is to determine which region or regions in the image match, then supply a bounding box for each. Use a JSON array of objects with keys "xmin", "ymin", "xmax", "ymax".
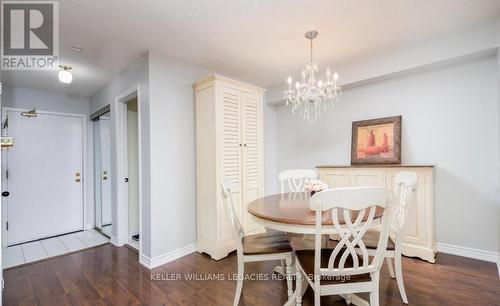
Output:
[{"xmin": 284, "ymin": 31, "xmax": 341, "ymax": 121}]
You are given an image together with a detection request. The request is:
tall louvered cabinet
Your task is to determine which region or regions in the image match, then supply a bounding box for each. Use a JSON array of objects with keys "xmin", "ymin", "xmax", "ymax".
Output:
[{"xmin": 194, "ymin": 75, "xmax": 265, "ymax": 260}]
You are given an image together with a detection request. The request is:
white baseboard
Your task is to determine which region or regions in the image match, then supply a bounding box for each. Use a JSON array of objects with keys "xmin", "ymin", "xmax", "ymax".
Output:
[
  {"xmin": 497, "ymin": 257, "xmax": 500, "ymax": 278},
  {"xmin": 437, "ymin": 242, "xmax": 498, "ymax": 263},
  {"xmin": 139, "ymin": 244, "xmax": 196, "ymax": 270},
  {"xmin": 139, "ymin": 253, "xmax": 150, "ymax": 268},
  {"xmin": 110, "ymin": 236, "xmax": 121, "ymax": 246}
]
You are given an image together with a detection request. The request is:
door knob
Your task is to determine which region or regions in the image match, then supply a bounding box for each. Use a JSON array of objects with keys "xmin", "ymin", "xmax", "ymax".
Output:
[
  {"xmin": 2, "ymin": 191, "xmax": 9, "ymax": 197},
  {"xmin": 103, "ymin": 176, "xmax": 108, "ymax": 180},
  {"xmin": 75, "ymin": 172, "xmax": 80, "ymax": 177},
  {"xmin": 75, "ymin": 178, "xmax": 81, "ymax": 183}
]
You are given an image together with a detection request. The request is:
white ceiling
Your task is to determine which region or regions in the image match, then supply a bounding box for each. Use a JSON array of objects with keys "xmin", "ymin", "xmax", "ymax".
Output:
[{"xmin": 2, "ymin": 0, "xmax": 500, "ymax": 97}]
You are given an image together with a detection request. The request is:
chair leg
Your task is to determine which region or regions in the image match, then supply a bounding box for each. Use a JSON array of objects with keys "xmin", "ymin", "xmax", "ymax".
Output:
[
  {"xmin": 285, "ymin": 255, "xmax": 293, "ymax": 298},
  {"xmin": 314, "ymin": 285, "xmax": 321, "ymax": 306},
  {"xmin": 386, "ymin": 256, "xmax": 395, "ymax": 279},
  {"xmin": 295, "ymin": 269, "xmax": 303, "ymax": 306},
  {"xmin": 234, "ymin": 253, "xmax": 244, "ymax": 306},
  {"xmin": 369, "ymin": 290, "xmax": 379, "ymax": 306},
  {"xmin": 370, "ymin": 272, "xmax": 380, "ymax": 306},
  {"xmin": 281, "ymin": 259, "xmax": 286, "ymax": 275},
  {"xmin": 344, "ymin": 294, "xmax": 352, "ymax": 305},
  {"xmin": 395, "ymin": 250, "xmax": 409, "ymax": 304}
]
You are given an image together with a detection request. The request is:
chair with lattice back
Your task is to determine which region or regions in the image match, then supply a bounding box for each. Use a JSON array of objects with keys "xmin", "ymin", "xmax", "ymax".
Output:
[
  {"xmin": 362, "ymin": 171, "xmax": 418, "ymax": 304},
  {"xmin": 279, "ymin": 169, "xmax": 318, "ymax": 193},
  {"xmin": 220, "ymin": 178, "xmax": 293, "ymax": 306},
  {"xmin": 294, "ymin": 187, "xmax": 394, "ymax": 306},
  {"xmin": 277, "ymin": 169, "xmax": 318, "ymax": 271}
]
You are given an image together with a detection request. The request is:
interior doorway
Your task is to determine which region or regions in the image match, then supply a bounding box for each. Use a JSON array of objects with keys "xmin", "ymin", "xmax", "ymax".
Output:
[
  {"xmin": 114, "ymin": 85, "xmax": 142, "ymax": 254},
  {"xmin": 126, "ymin": 98, "xmax": 139, "ymax": 250}
]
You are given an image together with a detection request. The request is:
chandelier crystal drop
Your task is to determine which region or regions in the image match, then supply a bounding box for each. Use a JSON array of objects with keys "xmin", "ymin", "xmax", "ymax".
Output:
[{"xmin": 284, "ymin": 31, "xmax": 341, "ymax": 122}]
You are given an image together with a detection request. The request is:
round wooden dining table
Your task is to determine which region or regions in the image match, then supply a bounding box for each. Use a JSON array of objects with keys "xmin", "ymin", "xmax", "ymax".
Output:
[
  {"xmin": 247, "ymin": 192, "xmax": 384, "ymax": 306},
  {"xmin": 247, "ymin": 192, "xmax": 384, "ymax": 234}
]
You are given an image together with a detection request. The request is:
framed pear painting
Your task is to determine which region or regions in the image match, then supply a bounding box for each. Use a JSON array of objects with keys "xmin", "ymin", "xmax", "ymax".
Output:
[{"xmin": 351, "ymin": 116, "xmax": 402, "ymax": 165}]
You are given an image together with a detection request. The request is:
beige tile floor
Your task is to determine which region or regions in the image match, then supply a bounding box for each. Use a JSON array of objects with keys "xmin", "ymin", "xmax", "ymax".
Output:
[{"xmin": 3, "ymin": 229, "xmax": 109, "ymax": 268}]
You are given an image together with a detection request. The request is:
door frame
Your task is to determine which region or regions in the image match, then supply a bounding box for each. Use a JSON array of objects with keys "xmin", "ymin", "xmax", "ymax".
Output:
[
  {"xmin": 1, "ymin": 107, "xmax": 87, "ymax": 247},
  {"xmin": 113, "ymin": 84, "xmax": 143, "ymax": 257}
]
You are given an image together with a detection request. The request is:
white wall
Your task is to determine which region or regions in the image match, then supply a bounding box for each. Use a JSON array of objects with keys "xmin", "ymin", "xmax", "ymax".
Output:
[
  {"xmin": 89, "ymin": 51, "xmax": 217, "ymax": 265},
  {"xmin": 497, "ymin": 49, "xmax": 500, "ymax": 267},
  {"xmin": 90, "ymin": 54, "xmax": 152, "ymax": 256},
  {"xmin": 266, "ymin": 16, "xmax": 500, "ymax": 104},
  {"xmin": 264, "ymin": 103, "xmax": 278, "ymax": 194},
  {"xmin": 4, "ymin": 85, "xmax": 89, "ymax": 114},
  {"xmin": 147, "ymin": 52, "xmax": 212, "ymax": 259},
  {"xmin": 497, "ymin": 50, "xmax": 500, "ymax": 172},
  {"xmin": 272, "ymin": 58, "xmax": 499, "ymax": 252},
  {"xmin": 3, "ymin": 86, "xmax": 94, "ymax": 229}
]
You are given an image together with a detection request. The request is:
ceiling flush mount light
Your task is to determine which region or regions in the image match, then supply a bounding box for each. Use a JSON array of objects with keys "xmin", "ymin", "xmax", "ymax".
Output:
[
  {"xmin": 58, "ymin": 64, "xmax": 73, "ymax": 84},
  {"xmin": 284, "ymin": 31, "xmax": 341, "ymax": 121},
  {"xmin": 71, "ymin": 44, "xmax": 84, "ymax": 53}
]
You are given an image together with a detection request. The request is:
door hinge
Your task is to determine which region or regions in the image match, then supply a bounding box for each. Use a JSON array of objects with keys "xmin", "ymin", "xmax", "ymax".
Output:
[
  {"xmin": 6, "ymin": 169, "xmax": 8, "ymax": 179},
  {"xmin": 6, "ymin": 221, "xmax": 8, "ymax": 231},
  {"xmin": 1, "ymin": 278, "xmax": 4, "ymax": 291}
]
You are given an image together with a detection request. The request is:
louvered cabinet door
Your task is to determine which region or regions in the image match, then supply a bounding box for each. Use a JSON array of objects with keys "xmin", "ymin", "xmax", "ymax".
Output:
[
  {"xmin": 220, "ymin": 85, "xmax": 243, "ymax": 243},
  {"xmin": 241, "ymin": 90, "xmax": 263, "ymax": 233}
]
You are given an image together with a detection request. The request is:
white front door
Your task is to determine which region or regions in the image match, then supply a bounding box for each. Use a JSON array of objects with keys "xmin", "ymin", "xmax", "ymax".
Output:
[{"xmin": 4, "ymin": 109, "xmax": 84, "ymax": 245}]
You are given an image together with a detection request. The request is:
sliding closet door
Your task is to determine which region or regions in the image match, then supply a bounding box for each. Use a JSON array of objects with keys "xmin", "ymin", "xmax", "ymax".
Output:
[
  {"xmin": 241, "ymin": 90, "xmax": 263, "ymax": 233},
  {"xmin": 99, "ymin": 117, "xmax": 112, "ymax": 228},
  {"xmin": 5, "ymin": 110, "xmax": 84, "ymax": 245}
]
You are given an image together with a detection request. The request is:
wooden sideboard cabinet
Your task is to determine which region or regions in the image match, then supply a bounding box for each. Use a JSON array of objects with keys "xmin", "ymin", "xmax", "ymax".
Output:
[{"xmin": 317, "ymin": 165, "xmax": 436, "ymax": 263}]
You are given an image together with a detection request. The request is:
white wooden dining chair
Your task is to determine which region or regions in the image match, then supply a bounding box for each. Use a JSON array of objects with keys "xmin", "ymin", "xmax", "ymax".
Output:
[
  {"xmin": 279, "ymin": 169, "xmax": 318, "ymax": 193},
  {"xmin": 277, "ymin": 169, "xmax": 318, "ymax": 270},
  {"xmin": 220, "ymin": 179, "xmax": 293, "ymax": 306},
  {"xmin": 294, "ymin": 187, "xmax": 394, "ymax": 306},
  {"xmin": 362, "ymin": 171, "xmax": 418, "ymax": 304}
]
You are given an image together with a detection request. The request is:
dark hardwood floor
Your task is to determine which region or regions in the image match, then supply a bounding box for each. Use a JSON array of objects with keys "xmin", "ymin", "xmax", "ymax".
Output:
[{"xmin": 4, "ymin": 244, "xmax": 499, "ymax": 305}]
